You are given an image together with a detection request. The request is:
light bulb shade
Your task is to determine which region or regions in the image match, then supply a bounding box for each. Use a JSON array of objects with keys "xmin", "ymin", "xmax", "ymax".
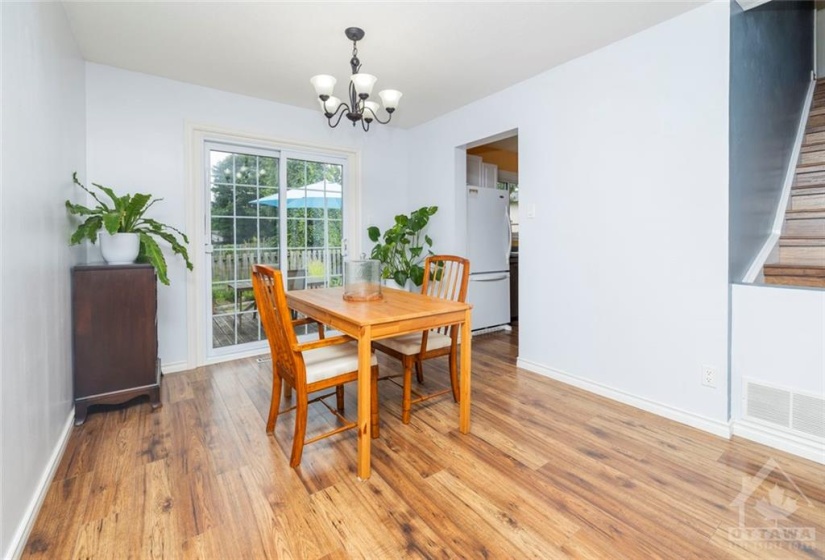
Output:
[
  {"xmin": 321, "ymin": 96, "xmax": 342, "ymax": 115},
  {"xmin": 378, "ymin": 89, "xmax": 402, "ymax": 111},
  {"xmin": 310, "ymin": 75, "xmax": 336, "ymax": 98},
  {"xmin": 363, "ymin": 101, "xmax": 380, "ymax": 120},
  {"xmin": 350, "ymin": 73, "xmax": 377, "ymax": 97}
]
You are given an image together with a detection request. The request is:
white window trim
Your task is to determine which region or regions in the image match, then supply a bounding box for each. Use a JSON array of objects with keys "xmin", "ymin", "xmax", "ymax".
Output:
[{"xmin": 184, "ymin": 122, "xmax": 362, "ymax": 368}]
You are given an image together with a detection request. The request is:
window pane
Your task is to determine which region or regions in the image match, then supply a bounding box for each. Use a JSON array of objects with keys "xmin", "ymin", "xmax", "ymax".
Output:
[
  {"xmin": 235, "ymin": 187, "xmax": 259, "ymax": 217},
  {"xmin": 211, "ymin": 218, "xmax": 235, "ymax": 247},
  {"xmin": 233, "ymin": 154, "xmax": 258, "ymax": 185}
]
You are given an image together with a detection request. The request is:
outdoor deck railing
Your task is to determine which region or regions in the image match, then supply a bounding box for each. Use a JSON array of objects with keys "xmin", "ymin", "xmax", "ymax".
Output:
[{"xmin": 211, "ymin": 248, "xmax": 344, "ymax": 283}]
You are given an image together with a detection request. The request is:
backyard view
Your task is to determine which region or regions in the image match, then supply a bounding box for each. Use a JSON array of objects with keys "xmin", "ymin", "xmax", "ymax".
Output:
[{"xmin": 209, "ymin": 148, "xmax": 344, "ymax": 350}]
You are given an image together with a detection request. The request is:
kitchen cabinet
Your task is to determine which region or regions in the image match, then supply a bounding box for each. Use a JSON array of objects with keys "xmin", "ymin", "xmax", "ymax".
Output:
[
  {"xmin": 467, "ymin": 155, "xmax": 483, "ymax": 186},
  {"xmin": 482, "ymin": 162, "xmax": 498, "ymax": 189},
  {"xmin": 72, "ymin": 263, "xmax": 161, "ymax": 425}
]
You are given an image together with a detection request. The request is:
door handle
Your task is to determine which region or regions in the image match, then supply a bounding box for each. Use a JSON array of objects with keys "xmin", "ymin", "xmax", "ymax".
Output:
[{"xmin": 472, "ymin": 274, "xmax": 508, "ymax": 282}]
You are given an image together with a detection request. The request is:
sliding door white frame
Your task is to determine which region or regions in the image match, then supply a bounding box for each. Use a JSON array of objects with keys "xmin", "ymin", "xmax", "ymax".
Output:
[{"xmin": 184, "ymin": 122, "xmax": 361, "ymax": 368}]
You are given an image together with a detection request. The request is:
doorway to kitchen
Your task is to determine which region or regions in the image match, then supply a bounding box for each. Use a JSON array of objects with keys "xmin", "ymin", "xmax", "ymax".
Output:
[{"xmin": 463, "ymin": 131, "xmax": 519, "ymax": 337}]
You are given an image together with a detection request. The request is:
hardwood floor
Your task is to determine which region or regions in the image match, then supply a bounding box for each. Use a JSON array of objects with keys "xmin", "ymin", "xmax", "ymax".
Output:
[{"xmin": 24, "ymin": 331, "xmax": 825, "ymax": 558}]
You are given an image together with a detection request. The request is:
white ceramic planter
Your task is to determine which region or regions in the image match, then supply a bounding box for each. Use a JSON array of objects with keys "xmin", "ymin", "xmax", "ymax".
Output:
[
  {"xmin": 100, "ymin": 232, "xmax": 140, "ymax": 265},
  {"xmin": 382, "ymin": 278, "xmax": 416, "ymax": 292}
]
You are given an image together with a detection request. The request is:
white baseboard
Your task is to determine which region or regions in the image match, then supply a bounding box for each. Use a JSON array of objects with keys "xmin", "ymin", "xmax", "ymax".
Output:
[
  {"xmin": 732, "ymin": 419, "xmax": 825, "ymax": 465},
  {"xmin": 161, "ymin": 360, "xmax": 189, "ymax": 375},
  {"xmin": 516, "ymin": 358, "xmax": 732, "ymax": 439},
  {"xmin": 7, "ymin": 409, "xmax": 74, "ymax": 560}
]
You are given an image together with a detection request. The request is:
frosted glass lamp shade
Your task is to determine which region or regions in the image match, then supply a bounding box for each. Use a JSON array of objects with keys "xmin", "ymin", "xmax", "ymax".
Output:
[
  {"xmin": 378, "ymin": 89, "xmax": 402, "ymax": 112},
  {"xmin": 322, "ymin": 96, "xmax": 342, "ymax": 115},
  {"xmin": 311, "ymin": 75, "xmax": 337, "ymax": 98},
  {"xmin": 363, "ymin": 101, "xmax": 380, "ymax": 120},
  {"xmin": 350, "ymin": 73, "xmax": 377, "ymax": 98}
]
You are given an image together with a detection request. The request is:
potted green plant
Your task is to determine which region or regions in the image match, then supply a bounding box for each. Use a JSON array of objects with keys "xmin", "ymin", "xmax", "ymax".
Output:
[
  {"xmin": 367, "ymin": 206, "xmax": 438, "ymax": 288},
  {"xmin": 65, "ymin": 172, "xmax": 193, "ymax": 285}
]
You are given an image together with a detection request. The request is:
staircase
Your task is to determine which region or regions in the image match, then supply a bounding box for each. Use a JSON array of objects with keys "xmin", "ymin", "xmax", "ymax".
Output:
[{"xmin": 764, "ymin": 81, "xmax": 825, "ymax": 288}]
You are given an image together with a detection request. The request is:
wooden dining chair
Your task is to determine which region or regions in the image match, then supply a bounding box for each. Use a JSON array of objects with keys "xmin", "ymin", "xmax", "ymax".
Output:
[
  {"xmin": 372, "ymin": 255, "xmax": 470, "ymax": 424},
  {"xmin": 251, "ymin": 264, "xmax": 380, "ymax": 467}
]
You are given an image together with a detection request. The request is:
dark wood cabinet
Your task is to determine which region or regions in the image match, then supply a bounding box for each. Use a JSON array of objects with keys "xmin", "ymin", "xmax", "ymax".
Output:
[{"xmin": 72, "ymin": 264, "xmax": 161, "ymax": 425}]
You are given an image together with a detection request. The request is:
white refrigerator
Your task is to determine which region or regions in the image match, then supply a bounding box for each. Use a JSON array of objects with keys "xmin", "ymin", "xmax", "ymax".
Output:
[{"xmin": 466, "ymin": 187, "xmax": 511, "ymax": 331}]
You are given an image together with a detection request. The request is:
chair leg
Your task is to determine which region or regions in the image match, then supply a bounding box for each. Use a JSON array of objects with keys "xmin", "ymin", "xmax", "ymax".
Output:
[
  {"xmin": 371, "ymin": 365, "xmax": 380, "ymax": 439},
  {"xmin": 415, "ymin": 358, "xmax": 424, "ymax": 383},
  {"xmin": 289, "ymin": 390, "xmax": 308, "ymax": 468},
  {"xmin": 402, "ymin": 356, "xmax": 414, "ymax": 424},
  {"xmin": 284, "ymin": 382, "xmax": 293, "ymax": 400},
  {"xmin": 266, "ymin": 370, "xmax": 283, "ymax": 433},
  {"xmin": 449, "ymin": 345, "xmax": 460, "ymax": 403},
  {"xmin": 335, "ymin": 385, "xmax": 345, "ymax": 413}
]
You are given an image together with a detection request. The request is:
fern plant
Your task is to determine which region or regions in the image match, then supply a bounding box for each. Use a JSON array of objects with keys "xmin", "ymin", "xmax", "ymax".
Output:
[
  {"xmin": 367, "ymin": 206, "xmax": 438, "ymax": 287},
  {"xmin": 65, "ymin": 172, "xmax": 193, "ymax": 285}
]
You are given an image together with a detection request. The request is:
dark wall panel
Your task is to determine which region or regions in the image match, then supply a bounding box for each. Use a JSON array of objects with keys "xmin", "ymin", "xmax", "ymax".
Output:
[{"xmin": 729, "ymin": 0, "xmax": 814, "ymax": 281}]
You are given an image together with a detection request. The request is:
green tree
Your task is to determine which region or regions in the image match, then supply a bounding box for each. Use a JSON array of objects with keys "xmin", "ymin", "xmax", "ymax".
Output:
[{"xmin": 210, "ymin": 152, "xmax": 343, "ymax": 254}]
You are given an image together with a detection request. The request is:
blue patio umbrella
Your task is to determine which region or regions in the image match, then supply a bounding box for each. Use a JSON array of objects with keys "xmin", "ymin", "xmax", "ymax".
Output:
[{"xmin": 251, "ymin": 181, "xmax": 342, "ymax": 209}]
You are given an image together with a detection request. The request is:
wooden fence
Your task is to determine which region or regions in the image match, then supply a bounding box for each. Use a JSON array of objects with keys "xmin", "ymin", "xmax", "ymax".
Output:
[{"xmin": 212, "ymin": 248, "xmax": 344, "ymax": 283}]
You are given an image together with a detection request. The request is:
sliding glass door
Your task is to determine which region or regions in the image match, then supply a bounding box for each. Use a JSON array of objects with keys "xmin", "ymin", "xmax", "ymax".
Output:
[{"xmin": 205, "ymin": 142, "xmax": 346, "ymax": 358}]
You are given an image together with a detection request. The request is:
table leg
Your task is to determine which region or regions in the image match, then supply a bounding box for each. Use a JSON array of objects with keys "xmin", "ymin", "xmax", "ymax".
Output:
[
  {"xmin": 357, "ymin": 325, "xmax": 372, "ymax": 480},
  {"xmin": 459, "ymin": 309, "xmax": 472, "ymax": 433}
]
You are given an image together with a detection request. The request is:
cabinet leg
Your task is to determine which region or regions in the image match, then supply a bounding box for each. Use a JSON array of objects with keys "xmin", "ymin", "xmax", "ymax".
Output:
[
  {"xmin": 150, "ymin": 387, "xmax": 162, "ymax": 410},
  {"xmin": 74, "ymin": 402, "xmax": 88, "ymax": 426}
]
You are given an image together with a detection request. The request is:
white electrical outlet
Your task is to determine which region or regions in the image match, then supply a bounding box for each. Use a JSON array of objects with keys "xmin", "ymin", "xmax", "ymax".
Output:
[{"xmin": 701, "ymin": 365, "xmax": 717, "ymax": 388}]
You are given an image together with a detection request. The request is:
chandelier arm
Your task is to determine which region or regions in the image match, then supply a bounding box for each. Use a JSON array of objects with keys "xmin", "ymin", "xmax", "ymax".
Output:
[
  {"xmin": 366, "ymin": 110, "xmax": 392, "ymax": 125},
  {"xmin": 326, "ymin": 102, "xmax": 351, "ymax": 128},
  {"xmin": 361, "ymin": 119, "xmax": 370, "ymax": 132}
]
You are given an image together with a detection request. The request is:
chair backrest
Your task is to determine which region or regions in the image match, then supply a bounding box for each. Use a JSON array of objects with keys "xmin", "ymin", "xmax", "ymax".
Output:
[
  {"xmin": 252, "ymin": 264, "xmax": 304, "ymax": 389},
  {"xmin": 421, "ymin": 255, "xmax": 470, "ymax": 337}
]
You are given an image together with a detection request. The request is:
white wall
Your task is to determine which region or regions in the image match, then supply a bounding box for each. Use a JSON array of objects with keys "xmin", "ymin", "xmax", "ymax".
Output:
[
  {"xmin": 731, "ymin": 283, "xmax": 825, "ymax": 463},
  {"xmin": 407, "ymin": 2, "xmax": 731, "ymax": 428},
  {"xmin": 1, "ymin": 3, "xmax": 86, "ymax": 557},
  {"xmin": 86, "ymin": 64, "xmax": 409, "ymax": 369},
  {"xmin": 731, "ymin": 284, "xmax": 825, "ymax": 415}
]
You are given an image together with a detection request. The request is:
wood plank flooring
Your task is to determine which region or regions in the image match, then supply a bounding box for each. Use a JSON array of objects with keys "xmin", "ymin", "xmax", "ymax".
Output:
[{"xmin": 24, "ymin": 331, "xmax": 825, "ymax": 558}]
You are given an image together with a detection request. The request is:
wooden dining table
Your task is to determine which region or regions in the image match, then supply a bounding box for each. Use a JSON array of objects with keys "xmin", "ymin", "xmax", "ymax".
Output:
[{"xmin": 286, "ymin": 285, "xmax": 472, "ymax": 480}]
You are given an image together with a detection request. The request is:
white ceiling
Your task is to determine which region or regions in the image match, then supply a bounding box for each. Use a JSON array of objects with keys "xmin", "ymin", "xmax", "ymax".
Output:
[{"xmin": 63, "ymin": 1, "xmax": 708, "ymax": 128}]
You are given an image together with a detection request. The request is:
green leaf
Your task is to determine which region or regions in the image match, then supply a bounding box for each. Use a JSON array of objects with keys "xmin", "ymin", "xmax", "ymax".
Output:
[
  {"xmin": 65, "ymin": 201, "xmax": 101, "ymax": 217},
  {"xmin": 122, "ymin": 193, "xmax": 152, "ymax": 230},
  {"xmin": 367, "ymin": 226, "xmax": 380, "ymax": 242},
  {"xmin": 69, "ymin": 216, "xmax": 102, "ymax": 245},
  {"xmin": 102, "ymin": 211, "xmax": 122, "ymax": 234},
  {"xmin": 409, "ymin": 265, "xmax": 424, "ymax": 286},
  {"xmin": 424, "ymin": 235, "xmax": 432, "ymax": 246},
  {"xmin": 393, "ymin": 270, "xmax": 408, "ymax": 287},
  {"xmin": 92, "ymin": 181, "xmax": 122, "ymax": 210},
  {"xmin": 139, "ymin": 233, "xmax": 170, "ymax": 285},
  {"xmin": 394, "ymin": 214, "xmax": 409, "ymax": 226},
  {"xmin": 72, "ymin": 172, "xmax": 110, "ymax": 210},
  {"xmin": 147, "ymin": 229, "xmax": 193, "ymax": 271}
]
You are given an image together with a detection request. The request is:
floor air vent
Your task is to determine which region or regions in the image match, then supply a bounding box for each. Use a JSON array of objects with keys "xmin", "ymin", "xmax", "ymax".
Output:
[
  {"xmin": 746, "ymin": 381, "xmax": 825, "ymax": 440},
  {"xmin": 792, "ymin": 394, "xmax": 825, "ymax": 439}
]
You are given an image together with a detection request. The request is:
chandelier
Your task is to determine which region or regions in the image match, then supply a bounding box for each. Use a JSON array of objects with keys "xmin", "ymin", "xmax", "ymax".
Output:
[{"xmin": 310, "ymin": 27, "xmax": 402, "ymax": 132}]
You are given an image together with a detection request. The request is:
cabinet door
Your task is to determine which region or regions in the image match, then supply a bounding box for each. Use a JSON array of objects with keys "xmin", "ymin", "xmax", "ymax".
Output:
[
  {"xmin": 73, "ymin": 266, "xmax": 157, "ymax": 398},
  {"xmin": 482, "ymin": 163, "xmax": 498, "ymax": 189},
  {"xmin": 467, "ymin": 155, "xmax": 483, "ymax": 186}
]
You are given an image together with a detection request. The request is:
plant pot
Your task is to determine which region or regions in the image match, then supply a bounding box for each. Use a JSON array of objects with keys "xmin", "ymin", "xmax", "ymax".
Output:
[
  {"xmin": 100, "ymin": 232, "xmax": 140, "ymax": 265},
  {"xmin": 382, "ymin": 278, "xmax": 417, "ymax": 292}
]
